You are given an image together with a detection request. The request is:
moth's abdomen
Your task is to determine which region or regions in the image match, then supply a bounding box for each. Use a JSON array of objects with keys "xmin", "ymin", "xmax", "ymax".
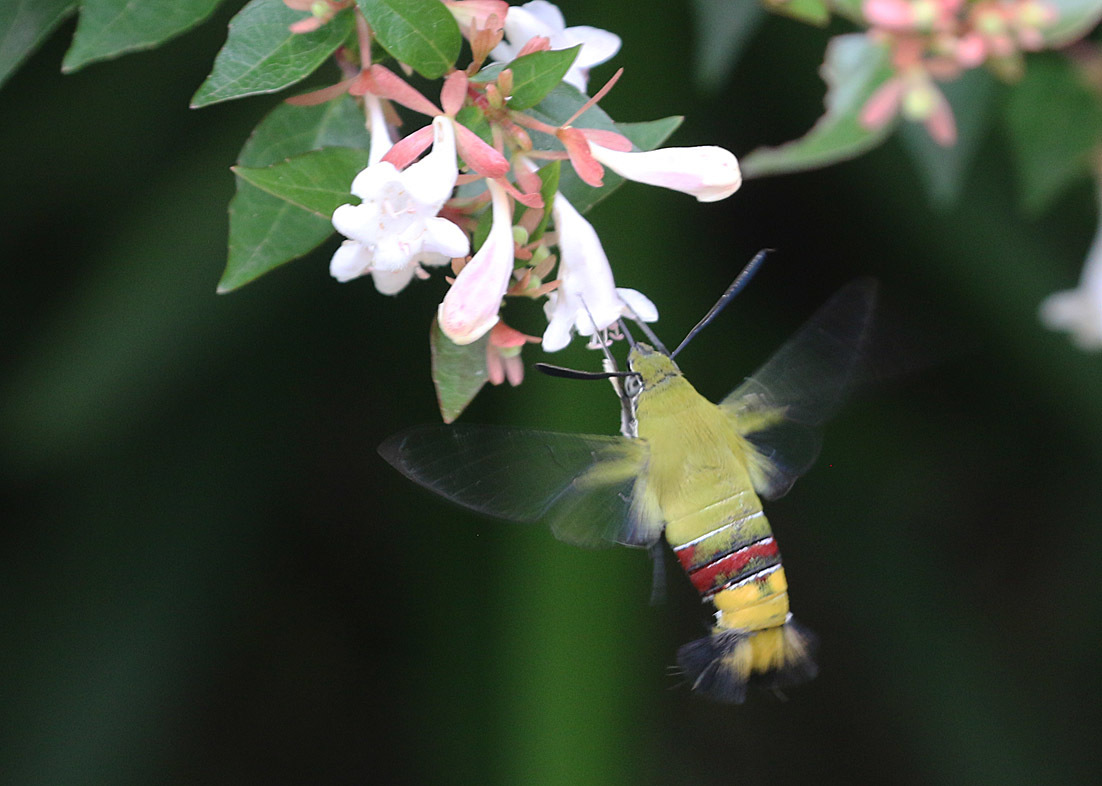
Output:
[{"xmin": 667, "ymin": 508, "xmax": 817, "ymax": 702}]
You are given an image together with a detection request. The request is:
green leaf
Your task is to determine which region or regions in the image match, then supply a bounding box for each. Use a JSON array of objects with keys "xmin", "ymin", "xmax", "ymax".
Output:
[
  {"xmin": 526, "ymin": 84, "xmax": 683, "ymax": 212},
  {"xmin": 506, "ymin": 46, "xmax": 581, "ymax": 110},
  {"xmin": 223, "ymin": 185, "xmax": 337, "ymax": 293},
  {"xmin": 616, "ymin": 116, "xmax": 685, "ymax": 151},
  {"xmin": 1004, "ymin": 53, "xmax": 1102, "ymax": 215},
  {"xmin": 62, "ymin": 0, "xmax": 224, "ymax": 72},
  {"xmin": 740, "ymin": 34, "xmax": 895, "ymax": 178},
  {"xmin": 827, "ymin": 0, "xmax": 867, "ymax": 24},
  {"xmin": 1041, "ymin": 0, "xmax": 1102, "ymax": 47},
  {"xmin": 431, "ymin": 317, "xmax": 490, "ymax": 423},
  {"xmin": 238, "ymin": 94, "xmax": 371, "ymax": 168},
  {"xmin": 235, "ymin": 146, "xmax": 370, "ymax": 220},
  {"xmin": 0, "ymin": 0, "xmax": 76, "ymax": 90},
  {"xmin": 764, "ymin": 0, "xmax": 830, "ymax": 25},
  {"xmin": 355, "ymin": 0, "xmax": 460, "ymax": 79},
  {"xmin": 898, "ymin": 68, "xmax": 998, "ymax": 208},
  {"xmin": 221, "ymin": 97, "xmax": 371, "ymax": 293},
  {"xmin": 691, "ymin": 0, "xmax": 766, "ymax": 92},
  {"xmin": 191, "ymin": 0, "xmax": 352, "ymax": 108}
]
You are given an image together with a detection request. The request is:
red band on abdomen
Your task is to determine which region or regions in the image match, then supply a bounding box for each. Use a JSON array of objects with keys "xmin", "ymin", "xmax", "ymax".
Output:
[{"xmin": 688, "ymin": 538, "xmax": 779, "ymax": 595}]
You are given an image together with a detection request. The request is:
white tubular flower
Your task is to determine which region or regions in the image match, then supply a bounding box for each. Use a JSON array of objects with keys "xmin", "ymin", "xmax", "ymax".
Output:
[
  {"xmin": 1040, "ymin": 191, "xmax": 1102, "ymax": 349},
  {"xmin": 587, "ymin": 142, "xmax": 742, "ymax": 203},
  {"xmin": 490, "ymin": 0, "xmax": 620, "ymax": 92},
  {"xmin": 330, "ymin": 114, "xmax": 469, "ymax": 294},
  {"xmin": 542, "ymin": 192, "xmax": 657, "ymax": 352},
  {"xmin": 438, "ymin": 179, "xmax": 516, "ymax": 345}
]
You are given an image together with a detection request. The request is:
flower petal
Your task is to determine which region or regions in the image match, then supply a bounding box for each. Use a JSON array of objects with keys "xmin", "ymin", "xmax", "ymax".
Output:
[
  {"xmin": 329, "ymin": 240, "xmax": 373, "ymax": 283},
  {"xmin": 560, "ymin": 25, "xmax": 620, "ymax": 68},
  {"xmin": 616, "ymin": 287, "xmax": 658, "ymax": 323},
  {"xmin": 422, "ymin": 215, "xmax": 471, "ymax": 258},
  {"xmin": 522, "ymin": 1, "xmax": 566, "ymax": 31},
  {"xmin": 371, "ymin": 265, "xmax": 417, "ymax": 295},
  {"xmin": 403, "ymin": 116, "xmax": 461, "ymax": 206},
  {"xmin": 331, "ymin": 202, "xmax": 376, "ymax": 243}
]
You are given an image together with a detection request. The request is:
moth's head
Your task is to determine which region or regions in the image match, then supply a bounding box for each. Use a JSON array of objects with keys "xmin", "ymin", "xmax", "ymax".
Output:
[{"xmin": 628, "ymin": 342, "xmax": 680, "ymax": 388}]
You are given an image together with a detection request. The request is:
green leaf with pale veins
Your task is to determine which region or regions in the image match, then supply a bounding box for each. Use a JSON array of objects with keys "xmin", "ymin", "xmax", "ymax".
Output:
[
  {"xmin": 356, "ymin": 0, "xmax": 460, "ymax": 79},
  {"xmin": 1004, "ymin": 53, "xmax": 1102, "ymax": 215},
  {"xmin": 431, "ymin": 318, "xmax": 490, "ymax": 423},
  {"xmin": 506, "ymin": 46, "xmax": 581, "ymax": 110},
  {"xmin": 191, "ymin": 0, "xmax": 353, "ymax": 108},
  {"xmin": 63, "ymin": 0, "xmax": 225, "ymax": 72},
  {"xmin": 234, "ymin": 147, "xmax": 371, "ymax": 216},
  {"xmin": 0, "ymin": 0, "xmax": 76, "ymax": 90},
  {"xmin": 221, "ymin": 97, "xmax": 371, "ymax": 293},
  {"xmin": 740, "ymin": 34, "xmax": 896, "ymax": 178},
  {"xmin": 1041, "ymin": 0, "xmax": 1102, "ymax": 46}
]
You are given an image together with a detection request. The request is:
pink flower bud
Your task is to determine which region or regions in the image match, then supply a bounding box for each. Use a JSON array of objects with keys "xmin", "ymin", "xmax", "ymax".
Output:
[
  {"xmin": 444, "ymin": 0, "xmax": 509, "ymax": 35},
  {"xmin": 438, "ymin": 180, "xmax": 515, "ymax": 344},
  {"xmin": 863, "ymin": 0, "xmax": 916, "ymax": 29}
]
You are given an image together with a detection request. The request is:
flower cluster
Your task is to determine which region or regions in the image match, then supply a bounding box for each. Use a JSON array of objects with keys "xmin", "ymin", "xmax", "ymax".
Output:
[
  {"xmin": 860, "ymin": 0, "xmax": 1059, "ymax": 145},
  {"xmin": 293, "ymin": 0, "xmax": 743, "ymax": 386}
]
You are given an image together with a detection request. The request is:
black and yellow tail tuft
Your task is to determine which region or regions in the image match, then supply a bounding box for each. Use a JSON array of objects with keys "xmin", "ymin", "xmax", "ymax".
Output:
[{"xmin": 677, "ymin": 620, "xmax": 818, "ymax": 703}]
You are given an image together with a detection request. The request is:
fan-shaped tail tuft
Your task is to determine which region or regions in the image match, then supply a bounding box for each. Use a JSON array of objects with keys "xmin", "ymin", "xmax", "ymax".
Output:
[{"xmin": 677, "ymin": 619, "xmax": 818, "ymax": 703}]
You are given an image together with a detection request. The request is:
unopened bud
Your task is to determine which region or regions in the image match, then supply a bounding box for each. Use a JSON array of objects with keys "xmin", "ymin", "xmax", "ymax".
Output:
[
  {"xmin": 497, "ymin": 69, "xmax": 514, "ymax": 99},
  {"xmin": 902, "ymin": 82, "xmax": 936, "ymax": 119}
]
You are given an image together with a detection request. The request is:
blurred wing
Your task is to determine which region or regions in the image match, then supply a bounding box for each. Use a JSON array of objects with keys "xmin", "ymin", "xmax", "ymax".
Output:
[
  {"xmin": 379, "ymin": 424, "xmax": 664, "ymax": 548},
  {"xmin": 721, "ymin": 279, "xmax": 878, "ymax": 499}
]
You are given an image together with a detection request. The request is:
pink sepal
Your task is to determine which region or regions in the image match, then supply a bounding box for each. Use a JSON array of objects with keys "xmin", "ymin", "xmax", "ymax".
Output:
[
  {"xmin": 442, "ymin": 71, "xmax": 468, "ymax": 116},
  {"xmin": 517, "ymin": 35, "xmax": 551, "ymax": 57},
  {"xmin": 285, "ymin": 78, "xmax": 355, "ymax": 106},
  {"xmin": 559, "ymin": 127, "xmax": 604, "ymax": 187},
  {"xmin": 454, "ymin": 123, "xmax": 510, "ymax": 177},
  {"xmin": 381, "ymin": 126, "xmax": 435, "ymax": 169},
  {"xmin": 579, "ymin": 129, "xmax": 632, "ymax": 151},
  {"xmin": 357, "ymin": 65, "xmax": 442, "ymax": 117},
  {"xmin": 496, "ymin": 177, "xmax": 543, "ymax": 209}
]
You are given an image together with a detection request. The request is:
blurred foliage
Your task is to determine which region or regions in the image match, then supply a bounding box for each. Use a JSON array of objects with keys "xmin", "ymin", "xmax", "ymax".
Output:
[{"xmin": 2, "ymin": 1, "xmax": 1101, "ymax": 785}]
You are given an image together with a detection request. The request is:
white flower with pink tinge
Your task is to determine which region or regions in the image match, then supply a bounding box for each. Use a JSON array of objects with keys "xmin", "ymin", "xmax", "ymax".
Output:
[
  {"xmin": 542, "ymin": 192, "xmax": 657, "ymax": 352},
  {"xmin": 587, "ymin": 142, "xmax": 742, "ymax": 203},
  {"xmin": 438, "ymin": 179, "xmax": 517, "ymax": 345},
  {"xmin": 330, "ymin": 113, "xmax": 469, "ymax": 294},
  {"xmin": 490, "ymin": 0, "xmax": 621, "ymax": 92}
]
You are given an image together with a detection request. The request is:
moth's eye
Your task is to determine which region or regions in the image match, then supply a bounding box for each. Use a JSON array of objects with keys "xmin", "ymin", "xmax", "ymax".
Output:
[{"xmin": 623, "ymin": 374, "xmax": 643, "ymax": 397}]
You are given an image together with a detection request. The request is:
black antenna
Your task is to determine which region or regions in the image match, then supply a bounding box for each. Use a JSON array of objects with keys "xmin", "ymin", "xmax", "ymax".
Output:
[
  {"xmin": 536, "ymin": 363, "xmax": 635, "ymax": 381},
  {"xmin": 536, "ymin": 296, "xmax": 639, "ymax": 385},
  {"xmin": 671, "ymin": 249, "xmax": 771, "ymax": 358}
]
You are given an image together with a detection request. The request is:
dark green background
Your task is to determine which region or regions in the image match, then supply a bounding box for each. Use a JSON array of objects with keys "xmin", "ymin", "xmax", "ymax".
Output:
[{"xmin": 2, "ymin": 2, "xmax": 1099, "ymax": 783}]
